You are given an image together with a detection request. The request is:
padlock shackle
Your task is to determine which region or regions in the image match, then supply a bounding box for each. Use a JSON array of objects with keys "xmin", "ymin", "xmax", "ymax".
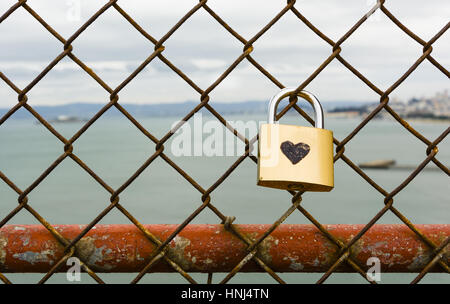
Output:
[{"xmin": 268, "ymin": 88, "xmax": 324, "ymax": 129}]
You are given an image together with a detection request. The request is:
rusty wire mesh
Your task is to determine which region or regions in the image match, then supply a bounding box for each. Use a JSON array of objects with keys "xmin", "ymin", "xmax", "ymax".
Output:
[{"xmin": 0, "ymin": 0, "xmax": 449, "ymax": 284}]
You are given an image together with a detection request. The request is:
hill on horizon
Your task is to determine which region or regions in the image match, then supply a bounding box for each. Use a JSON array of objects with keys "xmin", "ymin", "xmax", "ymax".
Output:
[{"xmin": 0, "ymin": 100, "xmax": 372, "ymax": 120}]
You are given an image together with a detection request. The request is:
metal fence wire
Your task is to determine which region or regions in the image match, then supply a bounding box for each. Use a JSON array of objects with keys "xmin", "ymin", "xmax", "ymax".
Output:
[{"xmin": 0, "ymin": 0, "xmax": 449, "ymax": 284}]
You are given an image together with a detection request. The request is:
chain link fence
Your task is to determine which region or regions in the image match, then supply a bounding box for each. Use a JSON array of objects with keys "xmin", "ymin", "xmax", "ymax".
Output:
[{"xmin": 0, "ymin": 0, "xmax": 449, "ymax": 284}]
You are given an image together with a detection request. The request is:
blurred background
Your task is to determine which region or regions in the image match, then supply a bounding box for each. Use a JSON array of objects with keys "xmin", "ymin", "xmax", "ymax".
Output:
[{"xmin": 0, "ymin": 0, "xmax": 448, "ymax": 284}]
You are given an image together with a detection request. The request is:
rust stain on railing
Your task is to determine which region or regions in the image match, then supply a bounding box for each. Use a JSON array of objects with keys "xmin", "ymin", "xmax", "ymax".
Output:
[{"xmin": 1, "ymin": 224, "xmax": 448, "ymax": 273}]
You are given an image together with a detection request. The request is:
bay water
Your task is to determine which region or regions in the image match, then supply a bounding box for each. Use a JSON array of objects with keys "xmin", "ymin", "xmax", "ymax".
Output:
[{"xmin": 1, "ymin": 112, "xmax": 448, "ymax": 283}]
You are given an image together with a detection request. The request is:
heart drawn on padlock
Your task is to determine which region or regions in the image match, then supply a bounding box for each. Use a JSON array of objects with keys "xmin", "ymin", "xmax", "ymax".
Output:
[{"xmin": 280, "ymin": 141, "xmax": 310, "ymax": 165}]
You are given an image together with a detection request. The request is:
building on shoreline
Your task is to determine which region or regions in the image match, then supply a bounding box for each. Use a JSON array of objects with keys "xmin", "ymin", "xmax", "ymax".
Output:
[{"xmin": 328, "ymin": 90, "xmax": 450, "ymax": 120}]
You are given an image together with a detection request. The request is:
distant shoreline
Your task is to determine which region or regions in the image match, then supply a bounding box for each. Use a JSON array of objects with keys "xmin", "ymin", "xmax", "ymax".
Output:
[
  {"xmin": 1, "ymin": 100, "xmax": 448, "ymax": 123},
  {"xmin": 326, "ymin": 113, "xmax": 450, "ymax": 124}
]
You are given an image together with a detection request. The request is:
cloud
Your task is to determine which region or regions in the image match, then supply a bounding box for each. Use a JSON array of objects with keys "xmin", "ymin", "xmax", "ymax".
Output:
[
  {"xmin": 0, "ymin": 0, "xmax": 448, "ymax": 107},
  {"xmin": 0, "ymin": 60, "xmax": 135, "ymax": 72},
  {"xmin": 191, "ymin": 59, "xmax": 227, "ymax": 70}
]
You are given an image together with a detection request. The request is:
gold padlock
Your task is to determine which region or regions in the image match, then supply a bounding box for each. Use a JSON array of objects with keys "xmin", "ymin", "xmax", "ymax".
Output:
[{"xmin": 257, "ymin": 88, "xmax": 334, "ymax": 192}]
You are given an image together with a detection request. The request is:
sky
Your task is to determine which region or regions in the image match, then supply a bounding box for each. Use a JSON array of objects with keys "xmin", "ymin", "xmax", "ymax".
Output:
[{"xmin": 0, "ymin": 0, "xmax": 449, "ymax": 107}]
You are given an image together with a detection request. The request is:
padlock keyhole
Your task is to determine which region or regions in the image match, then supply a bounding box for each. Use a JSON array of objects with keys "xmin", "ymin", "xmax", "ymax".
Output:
[{"xmin": 287, "ymin": 184, "xmax": 304, "ymax": 191}]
